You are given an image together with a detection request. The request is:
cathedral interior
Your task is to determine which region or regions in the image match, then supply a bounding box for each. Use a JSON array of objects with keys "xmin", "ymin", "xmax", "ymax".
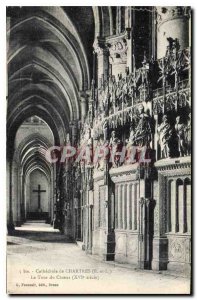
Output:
[{"xmin": 7, "ymin": 6, "xmax": 191, "ymax": 276}]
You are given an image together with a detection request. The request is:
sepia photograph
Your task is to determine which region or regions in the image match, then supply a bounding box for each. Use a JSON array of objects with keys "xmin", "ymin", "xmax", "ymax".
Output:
[{"xmin": 6, "ymin": 5, "xmax": 192, "ymax": 294}]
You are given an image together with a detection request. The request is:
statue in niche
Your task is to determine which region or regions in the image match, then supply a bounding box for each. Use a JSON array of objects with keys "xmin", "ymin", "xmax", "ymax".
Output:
[
  {"xmin": 126, "ymin": 123, "xmax": 135, "ymax": 147},
  {"xmin": 92, "ymin": 125, "xmax": 99, "ymax": 141},
  {"xmin": 109, "ymin": 130, "xmax": 118, "ymax": 147},
  {"xmin": 102, "ymin": 89, "xmax": 110, "ymax": 117},
  {"xmin": 141, "ymin": 53, "xmax": 149, "ymax": 86},
  {"xmin": 95, "ymin": 138, "xmax": 109, "ymax": 171},
  {"xmin": 134, "ymin": 105, "xmax": 152, "ymax": 147},
  {"xmin": 115, "ymin": 85, "xmax": 124, "ymax": 109},
  {"xmin": 185, "ymin": 113, "xmax": 191, "ymax": 155},
  {"xmin": 80, "ymin": 123, "xmax": 88, "ymax": 143},
  {"xmin": 166, "ymin": 37, "xmax": 180, "ymax": 56},
  {"xmin": 86, "ymin": 126, "xmax": 92, "ymax": 147},
  {"xmin": 109, "ymin": 131, "xmax": 122, "ymax": 167},
  {"xmin": 66, "ymin": 133, "xmax": 71, "ymax": 145},
  {"xmin": 128, "ymin": 73, "xmax": 136, "ymax": 92},
  {"xmin": 102, "ymin": 120, "xmax": 108, "ymax": 142},
  {"xmin": 165, "ymin": 37, "xmax": 180, "ymax": 76},
  {"xmin": 174, "ymin": 116, "xmax": 187, "ymax": 157},
  {"xmin": 126, "ymin": 124, "xmax": 136, "ymax": 164},
  {"xmin": 109, "ymin": 83, "xmax": 115, "ymax": 113},
  {"xmin": 128, "ymin": 83, "xmax": 134, "ymax": 103},
  {"xmin": 129, "ymin": 125, "xmax": 135, "ymax": 144},
  {"xmin": 122, "ymin": 78, "xmax": 129, "ymax": 107},
  {"xmin": 82, "ymin": 124, "xmax": 92, "ymax": 149},
  {"xmin": 157, "ymin": 115, "xmax": 172, "ymax": 158}
]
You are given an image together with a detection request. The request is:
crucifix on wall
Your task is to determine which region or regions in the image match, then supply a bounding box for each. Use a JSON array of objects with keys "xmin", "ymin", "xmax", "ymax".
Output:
[{"xmin": 33, "ymin": 184, "xmax": 46, "ymax": 212}]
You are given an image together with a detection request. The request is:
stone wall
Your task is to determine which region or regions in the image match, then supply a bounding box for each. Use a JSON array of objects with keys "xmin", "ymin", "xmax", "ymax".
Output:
[{"xmin": 28, "ymin": 169, "xmax": 49, "ymax": 213}]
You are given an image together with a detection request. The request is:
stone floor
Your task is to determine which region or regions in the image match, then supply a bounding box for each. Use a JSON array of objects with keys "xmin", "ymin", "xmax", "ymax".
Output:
[{"xmin": 7, "ymin": 222, "xmax": 191, "ymax": 294}]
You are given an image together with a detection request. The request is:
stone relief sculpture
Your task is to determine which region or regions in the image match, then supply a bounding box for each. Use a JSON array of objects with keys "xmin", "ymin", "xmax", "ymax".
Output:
[
  {"xmin": 174, "ymin": 116, "xmax": 187, "ymax": 157},
  {"xmin": 94, "ymin": 138, "xmax": 109, "ymax": 171},
  {"xmin": 157, "ymin": 115, "xmax": 172, "ymax": 158},
  {"xmin": 126, "ymin": 125, "xmax": 135, "ymax": 147},
  {"xmin": 134, "ymin": 105, "xmax": 152, "ymax": 147},
  {"xmin": 125, "ymin": 124, "xmax": 136, "ymax": 164},
  {"xmin": 103, "ymin": 90, "xmax": 110, "ymax": 117},
  {"xmin": 185, "ymin": 113, "xmax": 191, "ymax": 155},
  {"xmin": 109, "ymin": 131, "xmax": 123, "ymax": 167},
  {"xmin": 66, "ymin": 132, "xmax": 70, "ymax": 145},
  {"xmin": 103, "ymin": 120, "xmax": 108, "ymax": 142}
]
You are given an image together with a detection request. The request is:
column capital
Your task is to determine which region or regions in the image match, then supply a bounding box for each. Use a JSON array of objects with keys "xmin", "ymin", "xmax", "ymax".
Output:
[
  {"xmin": 79, "ymin": 90, "xmax": 91, "ymax": 99},
  {"xmin": 93, "ymin": 37, "xmax": 109, "ymax": 56}
]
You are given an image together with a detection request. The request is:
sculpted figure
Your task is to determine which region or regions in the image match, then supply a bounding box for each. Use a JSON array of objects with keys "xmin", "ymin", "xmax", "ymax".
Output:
[
  {"xmin": 115, "ymin": 85, "xmax": 124, "ymax": 109},
  {"xmin": 109, "ymin": 131, "xmax": 122, "ymax": 167},
  {"xmin": 95, "ymin": 139, "xmax": 109, "ymax": 171},
  {"xmin": 185, "ymin": 113, "xmax": 191, "ymax": 155},
  {"xmin": 66, "ymin": 133, "xmax": 70, "ymax": 145},
  {"xmin": 157, "ymin": 115, "xmax": 171, "ymax": 158},
  {"xmin": 103, "ymin": 120, "xmax": 108, "ymax": 142},
  {"xmin": 125, "ymin": 125, "xmax": 136, "ymax": 164},
  {"xmin": 174, "ymin": 116, "xmax": 187, "ymax": 157},
  {"xmin": 103, "ymin": 90, "xmax": 110, "ymax": 116},
  {"xmin": 134, "ymin": 106, "xmax": 152, "ymax": 147},
  {"xmin": 83, "ymin": 125, "xmax": 92, "ymax": 147},
  {"xmin": 127, "ymin": 125, "xmax": 135, "ymax": 146},
  {"xmin": 109, "ymin": 131, "xmax": 118, "ymax": 147}
]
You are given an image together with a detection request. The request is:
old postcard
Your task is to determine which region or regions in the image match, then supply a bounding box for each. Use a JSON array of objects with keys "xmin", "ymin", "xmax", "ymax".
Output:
[{"xmin": 6, "ymin": 5, "xmax": 191, "ymax": 294}]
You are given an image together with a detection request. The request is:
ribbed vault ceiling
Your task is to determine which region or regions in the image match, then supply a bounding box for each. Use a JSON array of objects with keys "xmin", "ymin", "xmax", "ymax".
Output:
[{"xmin": 7, "ymin": 6, "xmax": 95, "ymax": 158}]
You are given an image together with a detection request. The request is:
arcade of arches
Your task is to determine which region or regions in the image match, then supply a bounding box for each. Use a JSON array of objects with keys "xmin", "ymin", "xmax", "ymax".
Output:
[{"xmin": 7, "ymin": 6, "xmax": 191, "ymax": 275}]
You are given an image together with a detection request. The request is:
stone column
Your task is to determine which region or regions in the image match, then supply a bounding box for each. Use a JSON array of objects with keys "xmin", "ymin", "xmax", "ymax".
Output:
[
  {"xmin": 86, "ymin": 188, "xmax": 94, "ymax": 254},
  {"xmin": 126, "ymin": 184, "xmax": 130, "ymax": 230},
  {"xmin": 12, "ymin": 160, "xmax": 21, "ymax": 226},
  {"xmin": 20, "ymin": 172, "xmax": 25, "ymax": 224},
  {"xmin": 83, "ymin": 191, "xmax": 88, "ymax": 250},
  {"xmin": 138, "ymin": 198, "xmax": 156, "ymax": 269},
  {"xmin": 178, "ymin": 182, "xmax": 184, "ymax": 233},
  {"xmin": 7, "ymin": 160, "xmax": 14, "ymax": 232},
  {"xmin": 70, "ymin": 120, "xmax": 78, "ymax": 145},
  {"xmin": 103, "ymin": 182, "xmax": 115, "ymax": 261},
  {"xmin": 111, "ymin": 192, "xmax": 115, "ymax": 229},
  {"xmin": 131, "ymin": 184, "xmax": 135, "ymax": 230},
  {"xmin": 186, "ymin": 182, "xmax": 191, "ymax": 233},
  {"xmin": 93, "ymin": 38, "xmax": 109, "ymax": 88},
  {"xmin": 119, "ymin": 185, "xmax": 123, "ymax": 229},
  {"xmin": 125, "ymin": 6, "xmax": 132, "ymax": 72},
  {"xmin": 136, "ymin": 183, "xmax": 140, "ymax": 231},
  {"xmin": 116, "ymin": 7, "xmax": 121, "ymax": 34},
  {"xmin": 116, "ymin": 185, "xmax": 120, "ymax": 228},
  {"xmin": 138, "ymin": 198, "xmax": 145, "ymax": 268},
  {"xmin": 152, "ymin": 174, "xmax": 168, "ymax": 270},
  {"xmin": 122, "ymin": 185, "xmax": 126, "ymax": 229},
  {"xmin": 51, "ymin": 168, "xmax": 55, "ymax": 223},
  {"xmin": 170, "ymin": 180, "xmax": 176, "ymax": 233},
  {"xmin": 154, "ymin": 115, "xmax": 159, "ymax": 160},
  {"xmin": 80, "ymin": 95, "xmax": 87, "ymax": 123},
  {"xmin": 156, "ymin": 6, "xmax": 191, "ymax": 58}
]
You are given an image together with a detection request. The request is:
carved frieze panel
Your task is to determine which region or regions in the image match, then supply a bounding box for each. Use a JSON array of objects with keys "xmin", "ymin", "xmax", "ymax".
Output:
[
  {"xmin": 127, "ymin": 235, "xmax": 138, "ymax": 255},
  {"xmin": 168, "ymin": 237, "xmax": 191, "ymax": 263},
  {"xmin": 115, "ymin": 233, "xmax": 127, "ymax": 254},
  {"xmin": 110, "ymin": 163, "xmax": 138, "ymax": 183},
  {"xmin": 155, "ymin": 157, "xmax": 191, "ymax": 177}
]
